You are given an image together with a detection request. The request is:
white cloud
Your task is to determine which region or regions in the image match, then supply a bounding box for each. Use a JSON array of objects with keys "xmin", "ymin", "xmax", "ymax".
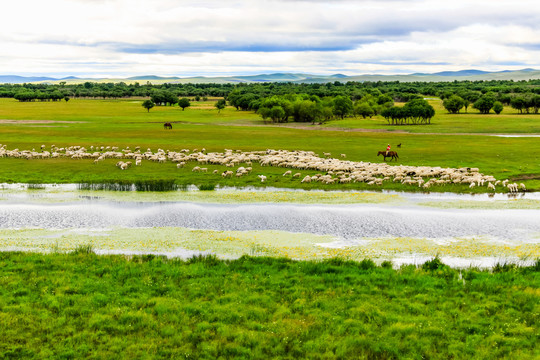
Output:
[{"xmin": 2, "ymin": 0, "xmax": 540, "ymax": 76}]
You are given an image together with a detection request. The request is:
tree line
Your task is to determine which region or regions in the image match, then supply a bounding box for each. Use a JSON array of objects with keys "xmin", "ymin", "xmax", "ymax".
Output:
[{"xmin": 3, "ymin": 78, "xmax": 540, "ymax": 105}]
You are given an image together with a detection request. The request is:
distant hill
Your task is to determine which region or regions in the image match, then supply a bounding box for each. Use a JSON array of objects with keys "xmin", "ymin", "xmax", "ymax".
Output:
[
  {"xmin": 126, "ymin": 75, "xmax": 179, "ymax": 80},
  {"xmin": 0, "ymin": 75, "xmax": 57, "ymax": 83},
  {"xmin": 2, "ymin": 69, "xmax": 540, "ymax": 84}
]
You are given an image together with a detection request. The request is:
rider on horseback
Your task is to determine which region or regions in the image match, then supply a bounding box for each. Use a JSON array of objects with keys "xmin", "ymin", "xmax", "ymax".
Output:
[{"xmin": 386, "ymin": 144, "xmax": 391, "ymax": 156}]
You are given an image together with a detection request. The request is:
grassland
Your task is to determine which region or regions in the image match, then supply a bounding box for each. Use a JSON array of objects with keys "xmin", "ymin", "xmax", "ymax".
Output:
[
  {"xmin": 0, "ymin": 98, "xmax": 539, "ymax": 191},
  {"xmin": 0, "ymin": 251, "xmax": 538, "ymax": 359}
]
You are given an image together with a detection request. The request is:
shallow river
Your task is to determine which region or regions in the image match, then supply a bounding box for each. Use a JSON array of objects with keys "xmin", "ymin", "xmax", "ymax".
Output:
[
  {"xmin": 1, "ymin": 186, "xmax": 539, "ymax": 267},
  {"xmin": 1, "ymin": 201, "xmax": 540, "ymax": 241}
]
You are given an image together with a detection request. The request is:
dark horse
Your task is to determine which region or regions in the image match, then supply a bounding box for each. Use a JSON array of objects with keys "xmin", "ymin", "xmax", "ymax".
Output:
[
  {"xmin": 163, "ymin": 122, "xmax": 172, "ymax": 130},
  {"xmin": 377, "ymin": 150, "xmax": 399, "ymax": 162}
]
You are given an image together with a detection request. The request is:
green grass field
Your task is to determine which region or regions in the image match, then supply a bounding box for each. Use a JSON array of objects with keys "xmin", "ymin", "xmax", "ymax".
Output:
[
  {"xmin": 324, "ymin": 99, "xmax": 540, "ymax": 134},
  {"xmin": 0, "ymin": 98, "xmax": 539, "ymax": 191},
  {"xmin": 0, "ymin": 252, "xmax": 538, "ymax": 359}
]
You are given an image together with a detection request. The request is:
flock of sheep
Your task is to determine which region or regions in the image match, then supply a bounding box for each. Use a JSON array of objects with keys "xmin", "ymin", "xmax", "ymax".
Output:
[{"xmin": 0, "ymin": 144, "xmax": 526, "ymax": 192}]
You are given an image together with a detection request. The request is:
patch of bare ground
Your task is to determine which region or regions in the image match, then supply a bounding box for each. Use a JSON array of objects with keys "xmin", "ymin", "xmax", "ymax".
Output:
[
  {"xmin": 510, "ymin": 173, "xmax": 540, "ymax": 181},
  {"xmin": 0, "ymin": 120, "xmax": 86, "ymax": 124},
  {"xmin": 145, "ymin": 120, "xmax": 540, "ymax": 136}
]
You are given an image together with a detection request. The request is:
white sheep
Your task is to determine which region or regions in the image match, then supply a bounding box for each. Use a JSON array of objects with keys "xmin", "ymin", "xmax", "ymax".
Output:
[{"xmin": 258, "ymin": 175, "xmax": 267, "ymax": 183}]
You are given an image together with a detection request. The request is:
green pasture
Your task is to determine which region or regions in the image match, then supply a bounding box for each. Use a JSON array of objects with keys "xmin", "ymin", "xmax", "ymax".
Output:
[
  {"xmin": 324, "ymin": 99, "xmax": 540, "ymax": 133},
  {"xmin": 0, "ymin": 98, "xmax": 539, "ymax": 191},
  {"xmin": 0, "ymin": 252, "xmax": 538, "ymax": 359}
]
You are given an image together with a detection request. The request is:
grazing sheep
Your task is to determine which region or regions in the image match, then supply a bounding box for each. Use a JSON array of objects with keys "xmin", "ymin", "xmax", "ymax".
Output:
[
  {"xmin": 469, "ymin": 182, "xmax": 475, "ymax": 189},
  {"xmin": 340, "ymin": 154, "xmax": 346, "ymax": 158},
  {"xmin": 487, "ymin": 183, "xmax": 496, "ymax": 191},
  {"xmin": 213, "ymin": 169, "xmax": 219, "ymax": 174},
  {"xmin": 258, "ymin": 175, "xmax": 267, "ymax": 183},
  {"xmin": 0, "ymin": 145, "xmax": 506, "ymax": 193},
  {"xmin": 520, "ymin": 183, "xmax": 526, "ymax": 191}
]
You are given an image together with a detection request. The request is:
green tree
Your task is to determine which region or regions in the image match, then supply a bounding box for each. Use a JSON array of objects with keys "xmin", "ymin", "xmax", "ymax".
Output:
[
  {"xmin": 178, "ymin": 97, "xmax": 191, "ymax": 111},
  {"xmin": 492, "ymin": 101, "xmax": 503, "ymax": 115},
  {"xmin": 403, "ymin": 99, "xmax": 435, "ymax": 124},
  {"xmin": 257, "ymin": 96, "xmax": 293, "ymax": 123},
  {"xmin": 332, "ymin": 95, "xmax": 353, "ymax": 119},
  {"xmin": 442, "ymin": 95, "xmax": 465, "ymax": 114},
  {"xmin": 354, "ymin": 102, "xmax": 374, "ymax": 118},
  {"xmin": 215, "ymin": 99, "xmax": 226, "ymax": 113},
  {"xmin": 141, "ymin": 100, "xmax": 155, "ymax": 112},
  {"xmin": 510, "ymin": 96, "xmax": 526, "ymax": 114},
  {"xmin": 473, "ymin": 94, "xmax": 496, "ymax": 114},
  {"xmin": 292, "ymin": 100, "xmax": 323, "ymax": 123}
]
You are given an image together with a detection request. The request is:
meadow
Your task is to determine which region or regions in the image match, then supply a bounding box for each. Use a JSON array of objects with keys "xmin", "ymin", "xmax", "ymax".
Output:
[
  {"xmin": 0, "ymin": 97, "xmax": 539, "ymax": 191},
  {"xmin": 0, "ymin": 251, "xmax": 538, "ymax": 359},
  {"xmin": 1, "ymin": 97, "xmax": 539, "ymax": 359}
]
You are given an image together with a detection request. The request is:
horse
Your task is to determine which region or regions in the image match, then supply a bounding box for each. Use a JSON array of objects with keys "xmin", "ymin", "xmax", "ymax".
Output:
[
  {"xmin": 377, "ymin": 150, "xmax": 399, "ymax": 162},
  {"xmin": 163, "ymin": 122, "xmax": 172, "ymax": 130}
]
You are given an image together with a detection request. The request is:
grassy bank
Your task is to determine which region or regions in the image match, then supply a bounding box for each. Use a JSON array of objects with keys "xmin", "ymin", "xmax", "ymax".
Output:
[
  {"xmin": 0, "ymin": 98, "xmax": 539, "ymax": 191},
  {"xmin": 0, "ymin": 252, "xmax": 538, "ymax": 359}
]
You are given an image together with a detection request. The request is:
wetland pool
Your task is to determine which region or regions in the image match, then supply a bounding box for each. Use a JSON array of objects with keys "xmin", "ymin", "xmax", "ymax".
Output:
[{"xmin": 0, "ymin": 187, "xmax": 539, "ymax": 268}]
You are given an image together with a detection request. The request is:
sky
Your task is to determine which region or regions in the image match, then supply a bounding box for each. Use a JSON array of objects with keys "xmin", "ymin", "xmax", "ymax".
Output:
[{"xmin": 3, "ymin": 0, "xmax": 540, "ymax": 78}]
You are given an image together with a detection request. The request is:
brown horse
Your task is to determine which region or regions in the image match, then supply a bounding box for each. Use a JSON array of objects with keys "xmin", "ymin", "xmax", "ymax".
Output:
[
  {"xmin": 377, "ymin": 150, "xmax": 399, "ymax": 161},
  {"xmin": 164, "ymin": 122, "xmax": 172, "ymax": 129}
]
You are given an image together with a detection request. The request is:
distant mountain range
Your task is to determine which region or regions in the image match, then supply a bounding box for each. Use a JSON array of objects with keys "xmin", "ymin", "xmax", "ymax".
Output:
[{"xmin": 2, "ymin": 69, "xmax": 540, "ymax": 84}]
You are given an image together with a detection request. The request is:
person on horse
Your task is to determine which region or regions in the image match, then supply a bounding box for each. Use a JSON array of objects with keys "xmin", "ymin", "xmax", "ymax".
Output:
[{"xmin": 386, "ymin": 144, "xmax": 391, "ymax": 156}]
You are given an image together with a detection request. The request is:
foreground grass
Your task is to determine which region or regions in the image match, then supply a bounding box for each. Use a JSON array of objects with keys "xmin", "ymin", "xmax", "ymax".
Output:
[{"xmin": 0, "ymin": 252, "xmax": 538, "ymax": 359}]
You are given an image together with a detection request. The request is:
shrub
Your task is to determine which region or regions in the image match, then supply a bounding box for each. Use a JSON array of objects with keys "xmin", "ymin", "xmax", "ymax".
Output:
[{"xmin": 422, "ymin": 256, "xmax": 447, "ymax": 271}]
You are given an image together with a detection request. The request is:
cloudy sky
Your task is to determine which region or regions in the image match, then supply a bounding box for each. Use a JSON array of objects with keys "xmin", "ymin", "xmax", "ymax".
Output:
[{"xmin": 2, "ymin": 0, "xmax": 540, "ymax": 77}]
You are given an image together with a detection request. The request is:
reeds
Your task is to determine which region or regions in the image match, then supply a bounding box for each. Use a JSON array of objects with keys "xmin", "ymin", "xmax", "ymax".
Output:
[{"xmin": 77, "ymin": 179, "xmax": 179, "ymax": 191}]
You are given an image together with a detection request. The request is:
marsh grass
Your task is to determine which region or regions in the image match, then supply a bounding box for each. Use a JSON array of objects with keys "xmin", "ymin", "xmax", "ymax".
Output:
[
  {"xmin": 0, "ymin": 252, "xmax": 538, "ymax": 359},
  {"xmin": 26, "ymin": 182, "xmax": 45, "ymax": 190},
  {"xmin": 197, "ymin": 183, "xmax": 216, "ymax": 191},
  {"xmin": 71, "ymin": 244, "xmax": 94, "ymax": 255},
  {"xmin": 78, "ymin": 179, "xmax": 178, "ymax": 191}
]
